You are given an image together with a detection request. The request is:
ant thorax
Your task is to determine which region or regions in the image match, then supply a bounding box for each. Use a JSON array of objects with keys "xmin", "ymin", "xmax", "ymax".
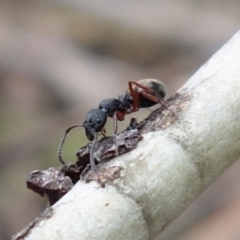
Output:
[
  {"xmin": 99, "ymin": 97, "xmax": 133, "ymax": 117},
  {"xmin": 99, "ymin": 98, "xmax": 120, "ymax": 117},
  {"xmin": 117, "ymin": 95, "xmax": 133, "ymax": 112}
]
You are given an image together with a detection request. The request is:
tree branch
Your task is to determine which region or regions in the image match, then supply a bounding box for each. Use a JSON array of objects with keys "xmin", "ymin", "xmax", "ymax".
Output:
[{"xmin": 13, "ymin": 30, "xmax": 240, "ymax": 240}]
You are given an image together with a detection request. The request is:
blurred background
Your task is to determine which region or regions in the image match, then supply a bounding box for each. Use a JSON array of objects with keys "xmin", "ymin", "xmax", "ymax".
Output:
[{"xmin": 1, "ymin": 0, "xmax": 240, "ymax": 239}]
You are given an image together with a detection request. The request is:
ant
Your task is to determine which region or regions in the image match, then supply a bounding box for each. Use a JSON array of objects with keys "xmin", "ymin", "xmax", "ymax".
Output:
[{"xmin": 58, "ymin": 79, "xmax": 171, "ymax": 171}]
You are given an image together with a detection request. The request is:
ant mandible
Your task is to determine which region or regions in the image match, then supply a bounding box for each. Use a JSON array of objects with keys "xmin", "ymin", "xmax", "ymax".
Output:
[{"xmin": 58, "ymin": 79, "xmax": 171, "ymax": 171}]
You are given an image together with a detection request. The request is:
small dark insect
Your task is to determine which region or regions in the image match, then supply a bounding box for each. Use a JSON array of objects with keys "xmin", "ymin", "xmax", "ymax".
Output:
[
  {"xmin": 58, "ymin": 109, "xmax": 107, "ymax": 171},
  {"xmin": 58, "ymin": 79, "xmax": 170, "ymax": 171}
]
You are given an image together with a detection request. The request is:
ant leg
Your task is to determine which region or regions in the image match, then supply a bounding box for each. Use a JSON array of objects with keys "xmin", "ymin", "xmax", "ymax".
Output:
[
  {"xmin": 128, "ymin": 81, "xmax": 140, "ymax": 112},
  {"xmin": 80, "ymin": 164, "xmax": 91, "ymax": 180},
  {"xmin": 129, "ymin": 81, "xmax": 153, "ymax": 91},
  {"xmin": 58, "ymin": 124, "xmax": 83, "ymax": 165},
  {"xmin": 113, "ymin": 111, "xmax": 126, "ymax": 156},
  {"xmin": 90, "ymin": 134, "xmax": 98, "ymax": 171},
  {"xmin": 129, "ymin": 81, "xmax": 162, "ymax": 100},
  {"xmin": 130, "ymin": 81, "xmax": 174, "ymax": 115},
  {"xmin": 129, "ymin": 80, "xmax": 166, "ymax": 113},
  {"xmin": 113, "ymin": 112, "xmax": 118, "ymax": 134},
  {"xmin": 141, "ymin": 91, "xmax": 167, "ymax": 108},
  {"xmin": 101, "ymin": 128, "xmax": 106, "ymax": 137},
  {"xmin": 141, "ymin": 91, "xmax": 174, "ymax": 115},
  {"xmin": 113, "ymin": 112, "xmax": 119, "ymax": 156}
]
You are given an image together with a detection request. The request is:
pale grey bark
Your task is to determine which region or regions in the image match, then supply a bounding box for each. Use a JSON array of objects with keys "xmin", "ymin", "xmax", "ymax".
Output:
[{"xmin": 14, "ymin": 30, "xmax": 240, "ymax": 240}]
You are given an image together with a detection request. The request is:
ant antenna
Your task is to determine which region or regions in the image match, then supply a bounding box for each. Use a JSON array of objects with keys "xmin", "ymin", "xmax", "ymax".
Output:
[{"xmin": 58, "ymin": 124, "xmax": 84, "ymax": 165}]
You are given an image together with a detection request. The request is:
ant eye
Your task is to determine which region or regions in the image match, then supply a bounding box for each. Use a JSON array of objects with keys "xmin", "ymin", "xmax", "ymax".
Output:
[{"xmin": 96, "ymin": 118, "xmax": 101, "ymax": 123}]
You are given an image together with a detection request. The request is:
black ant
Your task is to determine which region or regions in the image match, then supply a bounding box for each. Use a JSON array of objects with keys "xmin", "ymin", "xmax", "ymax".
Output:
[{"xmin": 58, "ymin": 79, "xmax": 170, "ymax": 171}]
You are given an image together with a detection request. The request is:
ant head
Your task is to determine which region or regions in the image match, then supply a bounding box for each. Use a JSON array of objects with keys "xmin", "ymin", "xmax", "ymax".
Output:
[
  {"xmin": 84, "ymin": 109, "xmax": 107, "ymax": 141},
  {"xmin": 58, "ymin": 108, "xmax": 107, "ymax": 165}
]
